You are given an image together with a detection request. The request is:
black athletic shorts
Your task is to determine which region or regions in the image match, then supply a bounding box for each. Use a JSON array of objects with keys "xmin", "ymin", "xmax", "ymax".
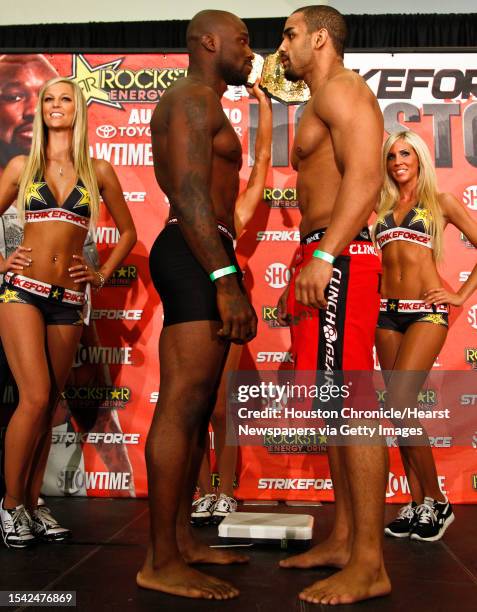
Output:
[
  {"xmin": 377, "ymin": 299, "xmax": 448, "ymax": 334},
  {"xmin": 0, "ymin": 281, "xmax": 84, "ymax": 325},
  {"xmin": 149, "ymin": 222, "xmax": 242, "ymax": 327}
]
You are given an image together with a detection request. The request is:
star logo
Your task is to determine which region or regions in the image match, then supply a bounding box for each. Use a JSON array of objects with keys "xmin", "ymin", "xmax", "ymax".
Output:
[
  {"xmin": 389, "ymin": 302, "xmax": 397, "ymax": 311},
  {"xmin": 318, "ymin": 435, "xmax": 327, "ymax": 445},
  {"xmin": 51, "ymin": 288, "xmax": 61, "ymax": 300},
  {"xmin": 74, "ymin": 310, "xmax": 85, "ymax": 326},
  {"xmin": 410, "ymin": 207, "xmax": 431, "ymax": 231},
  {"xmin": 117, "ymin": 267, "xmax": 128, "ymax": 278},
  {"xmin": 110, "ymin": 389, "xmax": 122, "ymax": 400},
  {"xmin": 69, "ymin": 54, "xmax": 123, "ymax": 108},
  {"xmin": 25, "ymin": 182, "xmax": 47, "ymax": 207},
  {"xmin": 73, "ymin": 186, "xmax": 91, "ymax": 210},
  {"xmin": 0, "ymin": 289, "xmax": 22, "ymax": 303},
  {"xmin": 420, "ymin": 314, "xmax": 447, "ymax": 326}
]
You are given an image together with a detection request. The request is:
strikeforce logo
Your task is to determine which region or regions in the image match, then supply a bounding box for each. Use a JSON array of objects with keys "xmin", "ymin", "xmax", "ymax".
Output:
[
  {"xmin": 257, "ymin": 478, "xmax": 333, "ymax": 490},
  {"xmin": 92, "ymin": 309, "xmax": 143, "ymax": 321},
  {"xmin": 70, "ymin": 54, "xmax": 187, "ymax": 109},
  {"xmin": 257, "ymin": 230, "xmax": 300, "ymax": 242},
  {"xmin": 52, "ymin": 432, "xmax": 140, "ymax": 445},
  {"xmin": 256, "ymin": 352, "xmax": 293, "ymax": 363}
]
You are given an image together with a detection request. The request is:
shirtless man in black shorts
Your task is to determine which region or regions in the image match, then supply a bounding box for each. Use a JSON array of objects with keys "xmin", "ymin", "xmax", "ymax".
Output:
[{"xmin": 137, "ymin": 10, "xmax": 257, "ymax": 600}]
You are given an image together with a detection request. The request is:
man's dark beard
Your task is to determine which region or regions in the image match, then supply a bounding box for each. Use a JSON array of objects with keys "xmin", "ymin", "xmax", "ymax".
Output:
[
  {"xmin": 284, "ymin": 67, "xmax": 301, "ymax": 82},
  {"xmin": 221, "ymin": 62, "xmax": 248, "ymax": 87}
]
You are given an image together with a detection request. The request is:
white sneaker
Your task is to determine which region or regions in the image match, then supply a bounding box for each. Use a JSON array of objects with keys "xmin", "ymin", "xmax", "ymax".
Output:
[
  {"xmin": 0, "ymin": 499, "xmax": 36, "ymax": 549},
  {"xmin": 191, "ymin": 493, "xmax": 217, "ymax": 526},
  {"xmin": 211, "ymin": 494, "xmax": 237, "ymax": 525},
  {"xmin": 30, "ymin": 505, "xmax": 71, "ymax": 541}
]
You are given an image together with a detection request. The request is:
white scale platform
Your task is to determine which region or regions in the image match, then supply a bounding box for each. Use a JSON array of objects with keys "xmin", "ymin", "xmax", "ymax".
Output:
[{"xmin": 218, "ymin": 512, "xmax": 314, "ymax": 548}]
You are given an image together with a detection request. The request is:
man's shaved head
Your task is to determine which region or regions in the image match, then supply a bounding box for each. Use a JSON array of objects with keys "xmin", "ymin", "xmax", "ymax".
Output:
[
  {"xmin": 186, "ymin": 10, "xmax": 246, "ymax": 52},
  {"xmin": 185, "ymin": 10, "xmax": 252, "ymax": 88}
]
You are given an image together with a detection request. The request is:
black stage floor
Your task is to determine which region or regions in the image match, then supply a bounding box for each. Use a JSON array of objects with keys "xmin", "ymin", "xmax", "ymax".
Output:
[{"xmin": 1, "ymin": 498, "xmax": 476, "ymax": 611}]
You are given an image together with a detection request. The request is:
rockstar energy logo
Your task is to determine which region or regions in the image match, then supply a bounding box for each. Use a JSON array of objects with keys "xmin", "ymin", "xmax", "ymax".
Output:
[
  {"xmin": 263, "ymin": 432, "xmax": 327, "ymax": 454},
  {"xmin": 263, "ymin": 187, "xmax": 299, "ymax": 208},
  {"xmin": 262, "ymin": 305, "xmax": 282, "ymax": 328},
  {"xmin": 465, "ymin": 348, "xmax": 477, "ymax": 369},
  {"xmin": 376, "ymin": 388, "xmax": 437, "ymax": 406},
  {"xmin": 69, "ymin": 55, "xmax": 187, "ymax": 109},
  {"xmin": 62, "ymin": 386, "xmax": 131, "ymax": 409},
  {"xmin": 107, "ymin": 265, "xmax": 138, "ymax": 287}
]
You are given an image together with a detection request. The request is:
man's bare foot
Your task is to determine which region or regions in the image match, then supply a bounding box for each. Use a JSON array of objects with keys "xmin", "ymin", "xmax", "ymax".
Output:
[
  {"xmin": 279, "ymin": 536, "xmax": 351, "ymax": 569},
  {"xmin": 181, "ymin": 537, "xmax": 249, "ymax": 565},
  {"xmin": 137, "ymin": 555, "xmax": 239, "ymax": 600},
  {"xmin": 298, "ymin": 562, "xmax": 391, "ymax": 605}
]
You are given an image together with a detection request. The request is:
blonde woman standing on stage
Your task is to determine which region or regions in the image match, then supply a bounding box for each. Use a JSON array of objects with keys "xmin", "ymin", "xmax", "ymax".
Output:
[
  {"xmin": 374, "ymin": 130, "xmax": 477, "ymax": 541},
  {"xmin": 0, "ymin": 77, "xmax": 136, "ymax": 548}
]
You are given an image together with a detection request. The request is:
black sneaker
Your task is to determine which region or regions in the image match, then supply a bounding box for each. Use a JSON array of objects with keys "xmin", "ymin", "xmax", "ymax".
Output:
[
  {"xmin": 0, "ymin": 499, "xmax": 36, "ymax": 549},
  {"xmin": 410, "ymin": 496, "xmax": 455, "ymax": 542},
  {"xmin": 190, "ymin": 494, "xmax": 217, "ymax": 526},
  {"xmin": 31, "ymin": 505, "xmax": 71, "ymax": 541},
  {"xmin": 384, "ymin": 502, "xmax": 417, "ymax": 538}
]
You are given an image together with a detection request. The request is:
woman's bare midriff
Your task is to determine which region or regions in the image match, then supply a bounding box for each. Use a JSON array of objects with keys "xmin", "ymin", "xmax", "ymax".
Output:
[
  {"xmin": 380, "ymin": 242, "xmax": 442, "ymax": 299},
  {"xmin": 21, "ymin": 222, "xmax": 88, "ymax": 290}
]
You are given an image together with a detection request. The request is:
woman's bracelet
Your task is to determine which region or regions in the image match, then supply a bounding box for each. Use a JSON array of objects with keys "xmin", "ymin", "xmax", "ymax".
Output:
[{"xmin": 94, "ymin": 271, "xmax": 106, "ymax": 291}]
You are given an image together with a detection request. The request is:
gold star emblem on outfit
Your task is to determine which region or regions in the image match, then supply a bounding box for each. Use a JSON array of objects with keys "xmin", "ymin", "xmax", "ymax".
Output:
[
  {"xmin": 74, "ymin": 310, "xmax": 85, "ymax": 326},
  {"xmin": 110, "ymin": 389, "xmax": 121, "ymax": 400},
  {"xmin": 51, "ymin": 288, "xmax": 61, "ymax": 300},
  {"xmin": 73, "ymin": 186, "xmax": 91, "ymax": 210},
  {"xmin": 25, "ymin": 182, "xmax": 47, "ymax": 207},
  {"xmin": 0, "ymin": 288, "xmax": 22, "ymax": 303},
  {"xmin": 419, "ymin": 314, "xmax": 447, "ymax": 326},
  {"xmin": 117, "ymin": 266, "xmax": 127, "ymax": 278},
  {"xmin": 389, "ymin": 302, "xmax": 397, "ymax": 311},
  {"xmin": 409, "ymin": 207, "xmax": 431, "ymax": 231}
]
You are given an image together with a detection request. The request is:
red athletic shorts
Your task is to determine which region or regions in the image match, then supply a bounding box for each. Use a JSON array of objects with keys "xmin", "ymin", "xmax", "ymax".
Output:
[{"xmin": 287, "ymin": 227, "xmax": 381, "ymax": 372}]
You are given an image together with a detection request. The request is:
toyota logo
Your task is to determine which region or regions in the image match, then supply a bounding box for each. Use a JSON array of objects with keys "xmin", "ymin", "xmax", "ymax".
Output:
[{"xmin": 96, "ymin": 125, "xmax": 117, "ymax": 139}]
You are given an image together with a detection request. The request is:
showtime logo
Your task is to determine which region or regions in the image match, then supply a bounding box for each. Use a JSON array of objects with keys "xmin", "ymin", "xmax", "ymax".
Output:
[
  {"xmin": 386, "ymin": 472, "xmax": 446, "ymax": 498},
  {"xmin": 463, "ymin": 185, "xmax": 477, "ymax": 210},
  {"xmin": 265, "ymin": 263, "xmax": 290, "ymax": 289},
  {"xmin": 467, "ymin": 305, "xmax": 477, "ymax": 329}
]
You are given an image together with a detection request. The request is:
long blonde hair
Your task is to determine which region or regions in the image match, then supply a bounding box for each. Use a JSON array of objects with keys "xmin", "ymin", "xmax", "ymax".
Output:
[
  {"xmin": 374, "ymin": 130, "xmax": 444, "ymax": 260},
  {"xmin": 16, "ymin": 77, "xmax": 100, "ymax": 228}
]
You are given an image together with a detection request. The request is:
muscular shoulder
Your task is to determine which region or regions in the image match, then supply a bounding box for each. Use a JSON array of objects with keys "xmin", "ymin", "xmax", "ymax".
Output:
[
  {"xmin": 153, "ymin": 80, "xmax": 223, "ymax": 132},
  {"xmin": 314, "ymin": 69, "xmax": 376, "ymax": 119}
]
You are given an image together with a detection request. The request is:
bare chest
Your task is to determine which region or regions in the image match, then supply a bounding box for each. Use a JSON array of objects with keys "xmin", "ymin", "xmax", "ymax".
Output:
[
  {"xmin": 213, "ymin": 117, "xmax": 242, "ymax": 166},
  {"xmin": 292, "ymin": 104, "xmax": 330, "ymax": 170}
]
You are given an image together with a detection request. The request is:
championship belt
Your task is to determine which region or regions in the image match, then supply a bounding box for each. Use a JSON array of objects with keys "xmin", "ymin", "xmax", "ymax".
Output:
[{"xmin": 259, "ymin": 51, "xmax": 310, "ymax": 105}]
